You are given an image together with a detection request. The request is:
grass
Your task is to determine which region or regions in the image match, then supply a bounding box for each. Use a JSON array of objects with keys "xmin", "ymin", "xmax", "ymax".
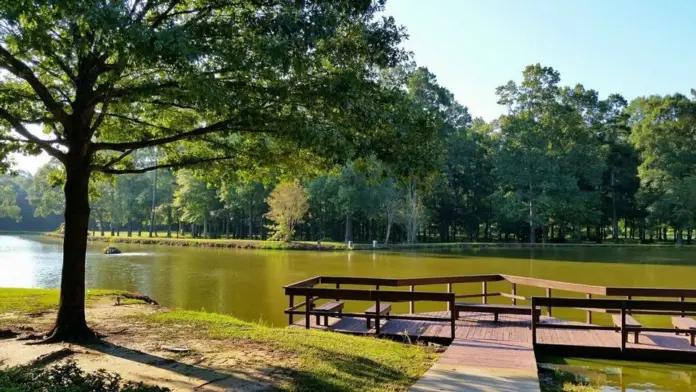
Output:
[
  {"xmin": 538, "ymin": 367, "xmax": 601, "ymax": 392},
  {"xmin": 0, "ymin": 287, "xmax": 123, "ymax": 314},
  {"xmin": 44, "ymin": 232, "xmax": 350, "ymax": 250},
  {"xmin": 136, "ymin": 310, "xmax": 438, "ymax": 391},
  {"xmin": 0, "ymin": 288, "xmax": 438, "ymax": 392}
]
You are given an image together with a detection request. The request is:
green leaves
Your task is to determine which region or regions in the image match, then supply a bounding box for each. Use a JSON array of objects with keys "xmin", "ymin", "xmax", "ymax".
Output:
[
  {"xmin": 265, "ymin": 180, "xmax": 309, "ymax": 242},
  {"xmin": 0, "ymin": 183, "xmax": 21, "ymax": 221}
]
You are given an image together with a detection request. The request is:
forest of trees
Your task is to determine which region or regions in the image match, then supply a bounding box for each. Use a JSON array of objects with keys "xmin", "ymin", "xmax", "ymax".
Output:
[{"xmin": 3, "ymin": 63, "xmax": 695, "ymax": 245}]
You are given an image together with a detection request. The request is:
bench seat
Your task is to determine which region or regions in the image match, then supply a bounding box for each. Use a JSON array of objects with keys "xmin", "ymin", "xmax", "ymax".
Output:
[
  {"xmin": 365, "ymin": 303, "xmax": 391, "ymax": 329},
  {"xmin": 454, "ymin": 303, "xmax": 540, "ymax": 322},
  {"xmin": 612, "ymin": 314, "xmax": 642, "ymax": 343},
  {"xmin": 672, "ymin": 316, "xmax": 696, "ymax": 346},
  {"xmin": 313, "ymin": 301, "xmax": 344, "ymax": 326}
]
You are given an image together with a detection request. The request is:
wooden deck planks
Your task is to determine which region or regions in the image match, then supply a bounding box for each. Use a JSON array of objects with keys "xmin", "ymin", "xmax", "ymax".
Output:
[{"xmin": 291, "ymin": 310, "xmax": 696, "ymax": 358}]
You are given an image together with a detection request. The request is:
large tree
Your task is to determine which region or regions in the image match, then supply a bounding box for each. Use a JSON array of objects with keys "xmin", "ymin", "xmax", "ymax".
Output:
[{"xmin": 0, "ymin": 0, "xmax": 417, "ymax": 341}]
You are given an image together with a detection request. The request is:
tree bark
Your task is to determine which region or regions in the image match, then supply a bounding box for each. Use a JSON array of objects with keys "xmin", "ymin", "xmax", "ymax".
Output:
[
  {"xmin": 149, "ymin": 168, "xmax": 157, "ymax": 237},
  {"xmin": 48, "ymin": 159, "xmax": 95, "ymax": 341},
  {"xmin": 344, "ymin": 213, "xmax": 353, "ymax": 243},
  {"xmin": 611, "ymin": 169, "xmax": 618, "ymax": 243}
]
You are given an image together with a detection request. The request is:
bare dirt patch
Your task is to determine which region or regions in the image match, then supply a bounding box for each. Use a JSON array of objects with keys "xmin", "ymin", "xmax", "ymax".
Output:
[{"xmin": 0, "ymin": 299, "xmax": 291, "ymax": 391}]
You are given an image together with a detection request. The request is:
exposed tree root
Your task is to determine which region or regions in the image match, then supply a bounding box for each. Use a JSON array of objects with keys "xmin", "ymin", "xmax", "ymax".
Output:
[
  {"xmin": 29, "ymin": 348, "xmax": 77, "ymax": 367},
  {"xmin": 27, "ymin": 324, "xmax": 100, "ymax": 345},
  {"xmin": 0, "ymin": 329, "xmax": 19, "ymax": 339},
  {"xmin": 120, "ymin": 292, "xmax": 159, "ymax": 305}
]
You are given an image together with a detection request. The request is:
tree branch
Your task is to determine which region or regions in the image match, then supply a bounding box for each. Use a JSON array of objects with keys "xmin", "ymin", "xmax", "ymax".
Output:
[
  {"xmin": 0, "ymin": 108, "xmax": 65, "ymax": 160},
  {"xmin": 150, "ymin": 0, "xmax": 182, "ymax": 28},
  {"xmin": 93, "ymin": 155, "xmax": 236, "ymax": 174},
  {"xmin": 0, "ymin": 45, "xmax": 67, "ymax": 122},
  {"xmin": 103, "ymin": 112, "xmax": 176, "ymax": 131},
  {"xmin": 100, "ymin": 149, "xmax": 134, "ymax": 169},
  {"xmin": 91, "ymin": 119, "xmax": 255, "ymax": 152}
]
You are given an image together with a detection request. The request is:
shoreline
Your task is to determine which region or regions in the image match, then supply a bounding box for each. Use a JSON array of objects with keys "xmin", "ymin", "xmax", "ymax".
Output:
[{"xmin": 26, "ymin": 231, "xmax": 690, "ymax": 251}]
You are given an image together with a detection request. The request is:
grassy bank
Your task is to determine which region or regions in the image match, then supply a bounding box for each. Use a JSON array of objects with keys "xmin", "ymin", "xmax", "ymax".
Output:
[
  {"xmin": 0, "ymin": 287, "xmax": 124, "ymax": 314},
  {"xmin": 538, "ymin": 367, "xmax": 601, "ymax": 392},
  {"xmin": 0, "ymin": 287, "xmax": 438, "ymax": 392},
  {"xmin": 39, "ymin": 231, "xmax": 687, "ymax": 252}
]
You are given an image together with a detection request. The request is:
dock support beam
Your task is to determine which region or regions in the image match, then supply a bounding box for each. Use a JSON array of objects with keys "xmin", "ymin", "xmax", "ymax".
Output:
[
  {"xmin": 410, "ymin": 285, "xmax": 415, "ymax": 314},
  {"xmin": 447, "ymin": 283, "xmax": 453, "ymax": 311},
  {"xmin": 305, "ymin": 295, "xmax": 311, "ymax": 329},
  {"xmin": 482, "ymin": 281, "xmax": 488, "ymax": 304},
  {"xmin": 288, "ymin": 295, "xmax": 294, "ymax": 325},
  {"xmin": 546, "ymin": 288, "xmax": 552, "ymax": 317},
  {"xmin": 586, "ymin": 293, "xmax": 592, "ymax": 324}
]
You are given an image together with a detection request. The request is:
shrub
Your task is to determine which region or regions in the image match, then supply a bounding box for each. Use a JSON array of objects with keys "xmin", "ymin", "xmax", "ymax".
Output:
[{"xmin": 0, "ymin": 361, "xmax": 170, "ymax": 392}]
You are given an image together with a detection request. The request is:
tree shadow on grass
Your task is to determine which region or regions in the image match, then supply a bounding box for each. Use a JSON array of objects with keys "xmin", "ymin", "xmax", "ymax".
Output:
[
  {"xmin": 262, "ymin": 346, "xmax": 423, "ymax": 392},
  {"xmin": 77, "ymin": 341, "xmax": 270, "ymax": 391}
]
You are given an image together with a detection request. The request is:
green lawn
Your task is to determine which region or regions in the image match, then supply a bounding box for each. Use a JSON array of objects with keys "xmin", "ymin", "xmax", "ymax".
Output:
[
  {"xmin": 0, "ymin": 288, "xmax": 438, "ymax": 392},
  {"xmin": 0, "ymin": 287, "xmax": 123, "ymax": 314},
  {"xmin": 138, "ymin": 310, "xmax": 438, "ymax": 391}
]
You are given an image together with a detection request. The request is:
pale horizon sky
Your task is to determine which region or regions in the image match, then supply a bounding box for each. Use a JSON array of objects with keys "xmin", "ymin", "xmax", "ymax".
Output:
[{"xmin": 11, "ymin": 0, "xmax": 696, "ymax": 173}]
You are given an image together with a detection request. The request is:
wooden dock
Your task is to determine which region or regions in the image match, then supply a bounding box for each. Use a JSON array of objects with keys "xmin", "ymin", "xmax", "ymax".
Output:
[{"xmin": 284, "ymin": 274, "xmax": 696, "ymax": 391}]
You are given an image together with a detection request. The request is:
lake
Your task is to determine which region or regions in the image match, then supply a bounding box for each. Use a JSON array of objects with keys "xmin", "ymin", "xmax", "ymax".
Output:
[{"xmin": 3, "ymin": 234, "xmax": 696, "ymax": 391}]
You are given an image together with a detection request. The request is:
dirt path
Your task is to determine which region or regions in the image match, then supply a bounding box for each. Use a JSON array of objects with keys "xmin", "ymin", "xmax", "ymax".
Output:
[{"xmin": 0, "ymin": 299, "xmax": 289, "ymax": 391}]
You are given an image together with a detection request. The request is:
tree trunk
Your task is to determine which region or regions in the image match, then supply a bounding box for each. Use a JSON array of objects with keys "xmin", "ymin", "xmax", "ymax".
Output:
[
  {"xmin": 49, "ymin": 160, "xmax": 95, "ymax": 341},
  {"xmin": 611, "ymin": 170, "xmax": 618, "ymax": 243},
  {"xmin": 528, "ymin": 201, "xmax": 535, "ymax": 244},
  {"xmin": 384, "ymin": 214, "xmax": 392, "ymax": 245},
  {"xmin": 248, "ymin": 199, "xmax": 253, "ymax": 239},
  {"xmin": 149, "ymin": 169, "xmax": 157, "ymax": 237},
  {"xmin": 345, "ymin": 213, "xmax": 353, "ymax": 243},
  {"xmin": 166, "ymin": 204, "xmax": 172, "ymax": 238},
  {"xmin": 226, "ymin": 210, "xmax": 231, "ymax": 239}
]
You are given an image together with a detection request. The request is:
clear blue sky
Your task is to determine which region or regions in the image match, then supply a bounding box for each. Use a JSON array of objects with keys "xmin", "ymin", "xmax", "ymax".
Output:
[
  {"xmin": 11, "ymin": 0, "xmax": 696, "ymax": 173},
  {"xmin": 384, "ymin": 0, "xmax": 696, "ymax": 120}
]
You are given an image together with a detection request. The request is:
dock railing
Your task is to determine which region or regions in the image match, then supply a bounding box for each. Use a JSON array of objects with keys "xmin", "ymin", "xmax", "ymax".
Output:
[
  {"xmin": 531, "ymin": 296, "xmax": 696, "ymax": 351},
  {"xmin": 284, "ymin": 274, "xmax": 696, "ymax": 340}
]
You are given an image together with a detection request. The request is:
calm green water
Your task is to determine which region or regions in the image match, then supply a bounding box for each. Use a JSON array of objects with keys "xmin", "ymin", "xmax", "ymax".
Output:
[
  {"xmin": 542, "ymin": 357, "xmax": 696, "ymax": 391},
  {"xmin": 3, "ymin": 234, "xmax": 696, "ymax": 391}
]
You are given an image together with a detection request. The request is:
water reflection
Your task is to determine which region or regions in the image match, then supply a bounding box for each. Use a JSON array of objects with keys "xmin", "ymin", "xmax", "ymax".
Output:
[
  {"xmin": 541, "ymin": 357, "xmax": 696, "ymax": 391},
  {"xmin": 4, "ymin": 234, "xmax": 696, "ymax": 326}
]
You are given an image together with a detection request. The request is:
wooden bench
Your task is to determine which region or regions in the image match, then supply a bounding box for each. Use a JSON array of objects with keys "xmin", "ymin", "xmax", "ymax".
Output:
[
  {"xmin": 313, "ymin": 301, "xmax": 344, "ymax": 326},
  {"xmin": 673, "ymin": 316, "xmax": 696, "ymax": 346},
  {"xmin": 612, "ymin": 314, "xmax": 641, "ymax": 343},
  {"xmin": 365, "ymin": 303, "xmax": 391, "ymax": 329},
  {"xmin": 454, "ymin": 303, "xmax": 541, "ymax": 323}
]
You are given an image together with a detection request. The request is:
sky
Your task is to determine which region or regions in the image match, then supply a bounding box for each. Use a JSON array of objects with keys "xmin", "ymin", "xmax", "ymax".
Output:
[
  {"xmin": 384, "ymin": 0, "xmax": 696, "ymax": 120},
  {"xmin": 10, "ymin": 0, "xmax": 696, "ymax": 173}
]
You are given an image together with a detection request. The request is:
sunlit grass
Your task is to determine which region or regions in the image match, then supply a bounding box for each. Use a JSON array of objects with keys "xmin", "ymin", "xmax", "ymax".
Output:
[
  {"xmin": 538, "ymin": 367, "xmax": 601, "ymax": 392},
  {"xmin": 138, "ymin": 310, "xmax": 438, "ymax": 391},
  {"xmin": 0, "ymin": 287, "xmax": 124, "ymax": 314}
]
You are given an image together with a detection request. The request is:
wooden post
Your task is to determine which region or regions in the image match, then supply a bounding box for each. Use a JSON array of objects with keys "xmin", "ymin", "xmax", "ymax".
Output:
[
  {"xmin": 288, "ymin": 295, "xmax": 294, "ymax": 325},
  {"xmin": 336, "ymin": 283, "xmax": 340, "ymax": 302},
  {"xmin": 450, "ymin": 299, "xmax": 456, "ymax": 339},
  {"xmin": 375, "ymin": 298, "xmax": 381, "ymax": 335},
  {"xmin": 482, "ymin": 281, "xmax": 488, "ymax": 304},
  {"xmin": 586, "ymin": 293, "xmax": 592, "ymax": 324},
  {"xmin": 410, "ymin": 285, "xmax": 415, "ymax": 314},
  {"xmin": 305, "ymin": 295, "xmax": 311, "ymax": 329},
  {"xmin": 681, "ymin": 297, "xmax": 686, "ymax": 317},
  {"xmin": 627, "ymin": 295, "xmax": 632, "ymax": 315},
  {"xmin": 546, "ymin": 288, "xmax": 552, "ymax": 317},
  {"xmin": 531, "ymin": 297, "xmax": 537, "ymax": 346},
  {"xmin": 620, "ymin": 304, "xmax": 627, "ymax": 352},
  {"xmin": 447, "ymin": 283, "xmax": 453, "ymax": 311},
  {"xmin": 376, "ymin": 285, "xmax": 380, "ymax": 291},
  {"xmin": 512, "ymin": 283, "xmax": 517, "ymax": 306}
]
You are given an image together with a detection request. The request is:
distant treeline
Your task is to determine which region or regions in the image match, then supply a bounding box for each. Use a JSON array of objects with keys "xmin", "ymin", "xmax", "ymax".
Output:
[{"xmin": 3, "ymin": 64, "xmax": 696, "ymax": 245}]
